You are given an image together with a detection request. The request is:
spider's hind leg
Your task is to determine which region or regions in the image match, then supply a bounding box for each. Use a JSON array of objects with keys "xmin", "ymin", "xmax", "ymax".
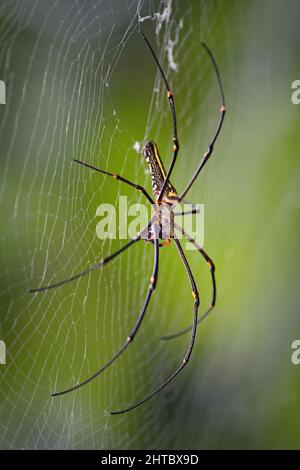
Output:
[
  {"xmin": 51, "ymin": 239, "xmax": 160, "ymax": 397},
  {"xmin": 161, "ymin": 223, "xmax": 216, "ymax": 340},
  {"xmin": 110, "ymin": 237, "xmax": 199, "ymax": 415}
]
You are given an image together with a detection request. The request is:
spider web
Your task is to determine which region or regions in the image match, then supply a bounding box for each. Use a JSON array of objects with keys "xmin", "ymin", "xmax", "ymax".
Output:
[{"xmin": 1, "ymin": 0, "xmax": 300, "ymax": 450}]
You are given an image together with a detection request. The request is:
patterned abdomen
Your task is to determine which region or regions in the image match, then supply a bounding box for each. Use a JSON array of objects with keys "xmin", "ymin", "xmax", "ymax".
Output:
[{"xmin": 142, "ymin": 141, "xmax": 176, "ymax": 199}]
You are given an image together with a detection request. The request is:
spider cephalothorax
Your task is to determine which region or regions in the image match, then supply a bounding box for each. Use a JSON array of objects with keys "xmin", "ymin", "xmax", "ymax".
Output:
[
  {"xmin": 30, "ymin": 31, "xmax": 226, "ymax": 415},
  {"xmin": 141, "ymin": 203, "xmax": 175, "ymax": 245}
]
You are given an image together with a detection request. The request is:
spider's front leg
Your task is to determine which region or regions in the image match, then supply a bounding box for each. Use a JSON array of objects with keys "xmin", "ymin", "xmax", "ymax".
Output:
[
  {"xmin": 140, "ymin": 32, "xmax": 180, "ymax": 202},
  {"xmin": 73, "ymin": 159, "xmax": 154, "ymax": 205},
  {"xmin": 179, "ymin": 42, "xmax": 226, "ymax": 202}
]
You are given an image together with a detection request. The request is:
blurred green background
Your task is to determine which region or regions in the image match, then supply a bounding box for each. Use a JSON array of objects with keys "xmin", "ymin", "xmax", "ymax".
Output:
[{"xmin": 0, "ymin": 0, "xmax": 300, "ymax": 449}]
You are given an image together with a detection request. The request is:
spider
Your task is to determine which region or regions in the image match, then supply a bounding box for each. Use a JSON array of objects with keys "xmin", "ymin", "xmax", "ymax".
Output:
[{"xmin": 30, "ymin": 32, "xmax": 226, "ymax": 415}]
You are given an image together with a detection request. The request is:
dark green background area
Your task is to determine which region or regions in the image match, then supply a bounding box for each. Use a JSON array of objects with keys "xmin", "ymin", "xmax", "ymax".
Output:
[{"xmin": 0, "ymin": 0, "xmax": 300, "ymax": 449}]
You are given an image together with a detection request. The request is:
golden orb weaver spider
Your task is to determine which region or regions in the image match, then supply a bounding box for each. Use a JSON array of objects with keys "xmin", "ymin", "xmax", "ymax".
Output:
[{"xmin": 29, "ymin": 32, "xmax": 226, "ymax": 415}]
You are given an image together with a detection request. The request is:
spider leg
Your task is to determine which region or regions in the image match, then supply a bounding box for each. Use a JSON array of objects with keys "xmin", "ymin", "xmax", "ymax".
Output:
[
  {"xmin": 110, "ymin": 237, "xmax": 199, "ymax": 415},
  {"xmin": 161, "ymin": 223, "xmax": 216, "ymax": 340},
  {"xmin": 29, "ymin": 236, "xmax": 141, "ymax": 293},
  {"xmin": 140, "ymin": 32, "xmax": 179, "ymax": 202},
  {"xmin": 74, "ymin": 159, "xmax": 154, "ymax": 205},
  {"xmin": 174, "ymin": 208, "xmax": 200, "ymax": 217},
  {"xmin": 161, "ymin": 307, "xmax": 214, "ymax": 341},
  {"xmin": 179, "ymin": 42, "xmax": 226, "ymax": 202},
  {"xmin": 51, "ymin": 238, "xmax": 159, "ymax": 397}
]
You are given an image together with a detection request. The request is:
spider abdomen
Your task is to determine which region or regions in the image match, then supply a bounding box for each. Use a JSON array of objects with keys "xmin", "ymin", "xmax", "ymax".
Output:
[{"xmin": 142, "ymin": 141, "xmax": 177, "ymax": 199}]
